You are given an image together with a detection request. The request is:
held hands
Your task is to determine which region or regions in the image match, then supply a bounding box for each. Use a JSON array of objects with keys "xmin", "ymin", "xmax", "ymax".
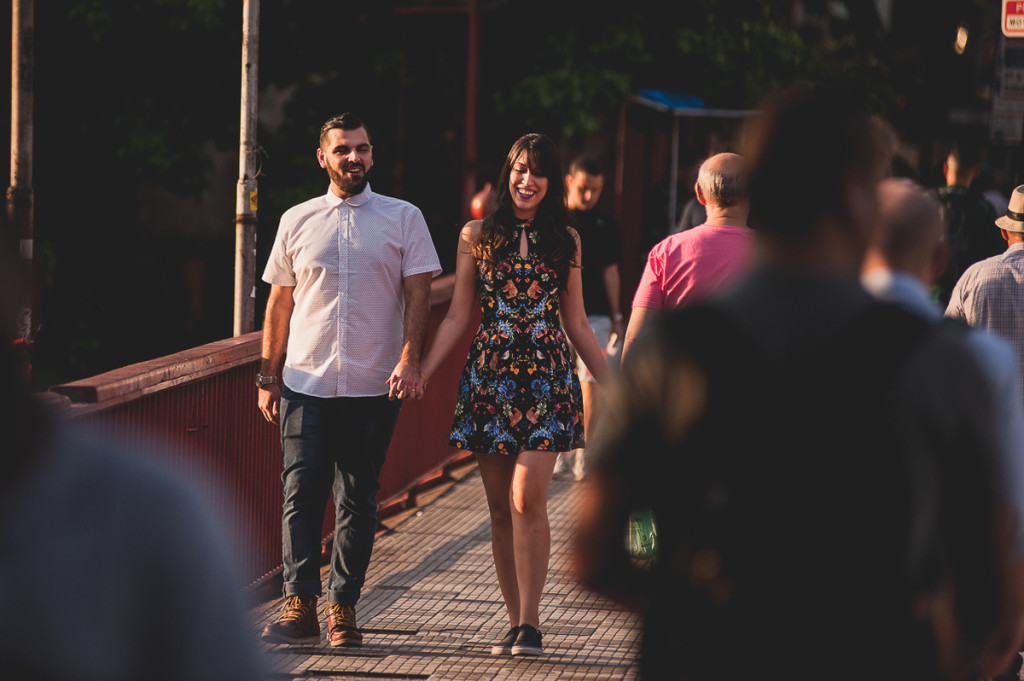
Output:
[{"xmin": 387, "ymin": 361, "xmax": 427, "ymax": 401}]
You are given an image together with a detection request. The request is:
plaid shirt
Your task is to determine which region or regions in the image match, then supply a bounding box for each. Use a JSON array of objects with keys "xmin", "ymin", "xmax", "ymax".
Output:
[{"xmin": 946, "ymin": 241, "xmax": 1024, "ymax": 397}]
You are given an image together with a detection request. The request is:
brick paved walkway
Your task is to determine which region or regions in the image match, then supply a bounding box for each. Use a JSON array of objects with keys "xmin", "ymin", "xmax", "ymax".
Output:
[{"xmin": 250, "ymin": 461, "xmax": 642, "ymax": 680}]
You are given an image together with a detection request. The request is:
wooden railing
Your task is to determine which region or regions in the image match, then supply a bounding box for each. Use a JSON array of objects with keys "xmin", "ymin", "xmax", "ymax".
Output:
[{"xmin": 46, "ymin": 281, "xmax": 477, "ymax": 592}]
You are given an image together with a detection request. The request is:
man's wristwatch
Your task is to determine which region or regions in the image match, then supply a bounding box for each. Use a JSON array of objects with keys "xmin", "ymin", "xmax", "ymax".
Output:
[{"xmin": 255, "ymin": 373, "xmax": 278, "ymax": 389}]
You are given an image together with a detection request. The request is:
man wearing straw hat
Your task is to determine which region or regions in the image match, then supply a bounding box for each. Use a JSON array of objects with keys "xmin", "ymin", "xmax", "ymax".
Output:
[{"xmin": 946, "ymin": 184, "xmax": 1024, "ymax": 397}]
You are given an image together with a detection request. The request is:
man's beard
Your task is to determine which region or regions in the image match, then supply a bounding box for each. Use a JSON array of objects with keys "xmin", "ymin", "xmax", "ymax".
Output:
[{"xmin": 328, "ymin": 164, "xmax": 369, "ymax": 196}]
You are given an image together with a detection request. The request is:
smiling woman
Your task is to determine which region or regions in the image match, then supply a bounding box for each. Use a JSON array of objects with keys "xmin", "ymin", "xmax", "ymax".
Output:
[
  {"xmin": 474, "ymin": 134, "xmax": 574, "ymax": 284},
  {"xmin": 509, "ymin": 153, "xmax": 549, "ymax": 219},
  {"xmin": 417, "ymin": 132, "xmax": 611, "ymax": 657}
]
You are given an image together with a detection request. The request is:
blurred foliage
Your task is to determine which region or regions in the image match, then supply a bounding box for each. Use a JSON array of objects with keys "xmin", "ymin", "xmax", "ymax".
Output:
[
  {"xmin": 675, "ymin": 5, "xmax": 815, "ymax": 106},
  {"xmin": 59, "ymin": 0, "xmax": 236, "ymax": 196},
  {"xmin": 10, "ymin": 0, "xmax": 1004, "ymax": 387},
  {"xmin": 494, "ymin": 28, "xmax": 645, "ymax": 140},
  {"xmin": 485, "ymin": 0, "xmax": 996, "ymax": 147}
]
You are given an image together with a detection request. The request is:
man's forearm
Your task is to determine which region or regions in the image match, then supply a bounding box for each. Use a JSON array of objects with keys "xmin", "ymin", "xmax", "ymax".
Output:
[
  {"xmin": 400, "ymin": 272, "xmax": 433, "ymax": 368},
  {"xmin": 261, "ymin": 286, "xmax": 294, "ymax": 376}
]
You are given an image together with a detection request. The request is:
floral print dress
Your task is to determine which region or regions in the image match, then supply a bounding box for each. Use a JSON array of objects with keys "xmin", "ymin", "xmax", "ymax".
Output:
[{"xmin": 449, "ymin": 222, "xmax": 585, "ymax": 455}]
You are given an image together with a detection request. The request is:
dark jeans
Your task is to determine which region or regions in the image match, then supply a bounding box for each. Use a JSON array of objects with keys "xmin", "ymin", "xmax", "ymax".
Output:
[{"xmin": 279, "ymin": 386, "xmax": 401, "ymax": 605}]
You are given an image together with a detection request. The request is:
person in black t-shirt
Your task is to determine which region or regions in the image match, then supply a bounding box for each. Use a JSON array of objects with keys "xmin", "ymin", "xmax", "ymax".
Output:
[{"xmin": 554, "ymin": 155, "xmax": 623, "ymax": 481}]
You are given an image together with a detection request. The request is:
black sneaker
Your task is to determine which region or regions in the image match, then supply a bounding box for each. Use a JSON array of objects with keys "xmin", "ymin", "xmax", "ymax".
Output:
[
  {"xmin": 490, "ymin": 625, "xmax": 520, "ymax": 655},
  {"xmin": 510, "ymin": 623, "xmax": 543, "ymax": 656}
]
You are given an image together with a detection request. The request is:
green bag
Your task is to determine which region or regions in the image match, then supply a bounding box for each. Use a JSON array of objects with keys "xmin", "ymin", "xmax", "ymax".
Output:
[{"xmin": 627, "ymin": 508, "xmax": 658, "ymax": 559}]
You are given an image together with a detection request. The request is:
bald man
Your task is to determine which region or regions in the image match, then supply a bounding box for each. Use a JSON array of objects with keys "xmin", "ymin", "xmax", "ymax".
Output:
[
  {"xmin": 623, "ymin": 152, "xmax": 753, "ymax": 359},
  {"xmin": 863, "ymin": 178, "xmax": 1024, "ymax": 674},
  {"xmin": 863, "ymin": 182, "xmax": 1024, "ymax": 471},
  {"xmin": 862, "ymin": 177, "xmax": 950, "ymax": 299}
]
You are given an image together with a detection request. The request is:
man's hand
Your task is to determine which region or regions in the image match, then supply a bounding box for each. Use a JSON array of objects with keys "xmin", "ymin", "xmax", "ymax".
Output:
[
  {"xmin": 387, "ymin": 361, "xmax": 425, "ymax": 400},
  {"xmin": 258, "ymin": 384, "xmax": 283, "ymax": 424},
  {"xmin": 611, "ymin": 316, "xmax": 625, "ymax": 342}
]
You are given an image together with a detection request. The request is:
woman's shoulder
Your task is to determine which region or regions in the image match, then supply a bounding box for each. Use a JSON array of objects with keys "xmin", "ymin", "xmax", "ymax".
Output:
[
  {"xmin": 460, "ymin": 219, "xmax": 485, "ymax": 243},
  {"xmin": 564, "ymin": 224, "xmax": 581, "ymax": 244}
]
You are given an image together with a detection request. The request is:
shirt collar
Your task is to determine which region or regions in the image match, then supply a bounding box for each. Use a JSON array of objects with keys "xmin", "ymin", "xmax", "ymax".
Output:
[
  {"xmin": 861, "ymin": 268, "xmax": 940, "ymax": 321},
  {"xmin": 324, "ymin": 183, "xmax": 374, "ymax": 208}
]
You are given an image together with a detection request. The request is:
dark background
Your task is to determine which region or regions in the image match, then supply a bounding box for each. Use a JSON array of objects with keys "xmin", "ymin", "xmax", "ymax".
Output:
[{"xmin": 3, "ymin": 0, "xmax": 1017, "ymax": 390}]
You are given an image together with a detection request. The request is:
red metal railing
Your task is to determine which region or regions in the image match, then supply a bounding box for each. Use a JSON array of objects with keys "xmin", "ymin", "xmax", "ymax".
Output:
[{"xmin": 48, "ymin": 286, "xmax": 477, "ymax": 590}]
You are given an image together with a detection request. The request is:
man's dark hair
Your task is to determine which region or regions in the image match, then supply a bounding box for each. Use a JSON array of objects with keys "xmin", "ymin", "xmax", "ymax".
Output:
[
  {"xmin": 948, "ymin": 142, "xmax": 981, "ymax": 171},
  {"xmin": 567, "ymin": 155, "xmax": 603, "ymax": 178},
  {"xmin": 742, "ymin": 85, "xmax": 889, "ymax": 241},
  {"xmin": 319, "ymin": 113, "xmax": 370, "ymax": 147}
]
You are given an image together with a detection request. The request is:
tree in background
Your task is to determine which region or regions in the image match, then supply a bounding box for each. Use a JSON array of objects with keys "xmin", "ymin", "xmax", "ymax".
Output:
[{"xmin": 7, "ymin": 0, "xmax": 1005, "ymax": 388}]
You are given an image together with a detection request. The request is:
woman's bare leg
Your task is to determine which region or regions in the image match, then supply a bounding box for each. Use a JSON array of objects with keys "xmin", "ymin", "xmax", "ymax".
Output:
[
  {"xmin": 476, "ymin": 451, "xmax": 520, "ymax": 626},
  {"xmin": 510, "ymin": 450, "xmax": 557, "ymax": 628}
]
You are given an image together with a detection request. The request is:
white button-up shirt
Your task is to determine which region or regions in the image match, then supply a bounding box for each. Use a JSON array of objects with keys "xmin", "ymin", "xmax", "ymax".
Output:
[{"xmin": 262, "ymin": 184, "xmax": 441, "ymax": 397}]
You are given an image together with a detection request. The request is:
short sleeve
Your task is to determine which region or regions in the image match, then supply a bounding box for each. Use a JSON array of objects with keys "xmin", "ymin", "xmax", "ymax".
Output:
[
  {"xmin": 944, "ymin": 274, "xmax": 968, "ymax": 321},
  {"xmin": 631, "ymin": 246, "xmax": 666, "ymax": 310},
  {"xmin": 402, "ymin": 207, "xmax": 442, "ymax": 279},
  {"xmin": 262, "ymin": 220, "xmax": 297, "ymax": 287}
]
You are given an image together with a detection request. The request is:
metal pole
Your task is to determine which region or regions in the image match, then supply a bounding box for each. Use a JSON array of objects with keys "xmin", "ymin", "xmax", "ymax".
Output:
[
  {"xmin": 8, "ymin": 0, "xmax": 33, "ymax": 344},
  {"xmin": 668, "ymin": 114, "xmax": 679, "ymax": 235},
  {"xmin": 234, "ymin": 0, "xmax": 259, "ymax": 336}
]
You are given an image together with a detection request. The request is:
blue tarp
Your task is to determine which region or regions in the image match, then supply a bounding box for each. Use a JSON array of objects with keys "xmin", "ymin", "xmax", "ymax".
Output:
[{"xmin": 636, "ymin": 89, "xmax": 705, "ymax": 109}]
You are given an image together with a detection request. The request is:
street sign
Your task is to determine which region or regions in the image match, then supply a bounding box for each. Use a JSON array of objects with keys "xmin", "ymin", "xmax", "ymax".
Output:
[
  {"xmin": 991, "ymin": 35, "xmax": 1024, "ymax": 144},
  {"xmin": 1005, "ymin": 1, "xmax": 1024, "ymax": 38}
]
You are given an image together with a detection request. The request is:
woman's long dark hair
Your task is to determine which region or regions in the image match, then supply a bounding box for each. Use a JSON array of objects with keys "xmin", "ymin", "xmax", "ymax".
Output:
[{"xmin": 474, "ymin": 133, "xmax": 576, "ymax": 285}]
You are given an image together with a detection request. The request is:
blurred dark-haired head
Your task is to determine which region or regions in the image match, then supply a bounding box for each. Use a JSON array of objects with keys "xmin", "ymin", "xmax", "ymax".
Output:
[
  {"xmin": 567, "ymin": 155, "xmax": 603, "ymax": 179},
  {"xmin": 742, "ymin": 86, "xmax": 892, "ymax": 246}
]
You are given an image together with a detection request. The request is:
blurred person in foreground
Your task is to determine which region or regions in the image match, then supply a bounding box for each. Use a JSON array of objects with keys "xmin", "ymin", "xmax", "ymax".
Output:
[
  {"xmin": 574, "ymin": 86, "xmax": 1021, "ymax": 681},
  {"xmin": 0, "ymin": 201, "xmax": 264, "ymax": 678},
  {"xmin": 863, "ymin": 177, "xmax": 1024, "ymax": 678}
]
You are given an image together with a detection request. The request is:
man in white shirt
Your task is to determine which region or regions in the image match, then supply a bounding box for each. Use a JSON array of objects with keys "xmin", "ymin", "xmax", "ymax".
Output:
[{"xmin": 258, "ymin": 113, "xmax": 441, "ymax": 647}]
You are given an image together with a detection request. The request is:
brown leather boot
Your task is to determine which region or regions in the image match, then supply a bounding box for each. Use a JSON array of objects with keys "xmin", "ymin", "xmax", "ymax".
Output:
[
  {"xmin": 326, "ymin": 602, "xmax": 363, "ymax": 647},
  {"xmin": 261, "ymin": 595, "xmax": 320, "ymax": 644}
]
